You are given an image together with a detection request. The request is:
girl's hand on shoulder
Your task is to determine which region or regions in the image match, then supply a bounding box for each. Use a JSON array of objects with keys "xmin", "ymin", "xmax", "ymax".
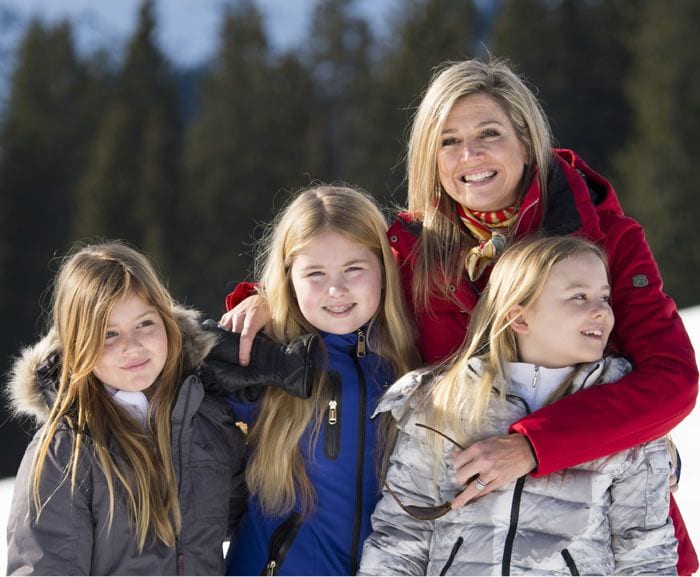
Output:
[
  {"xmin": 219, "ymin": 294, "xmax": 271, "ymax": 365},
  {"xmin": 450, "ymin": 433, "xmax": 537, "ymax": 508}
]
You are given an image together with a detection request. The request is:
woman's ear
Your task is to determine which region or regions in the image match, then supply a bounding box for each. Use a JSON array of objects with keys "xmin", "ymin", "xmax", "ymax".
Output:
[{"xmin": 507, "ymin": 305, "xmax": 530, "ymax": 335}]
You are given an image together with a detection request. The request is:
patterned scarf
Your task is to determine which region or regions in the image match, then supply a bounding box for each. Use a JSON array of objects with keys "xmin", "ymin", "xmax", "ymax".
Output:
[{"xmin": 457, "ymin": 204, "xmax": 518, "ymax": 280}]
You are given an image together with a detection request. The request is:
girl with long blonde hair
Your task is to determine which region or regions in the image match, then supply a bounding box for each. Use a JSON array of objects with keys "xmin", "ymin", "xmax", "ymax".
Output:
[
  {"xmin": 224, "ymin": 185, "xmax": 419, "ymax": 576},
  {"xmin": 360, "ymin": 236, "xmax": 678, "ymax": 575},
  {"xmin": 6, "ymin": 241, "xmax": 247, "ymax": 575}
]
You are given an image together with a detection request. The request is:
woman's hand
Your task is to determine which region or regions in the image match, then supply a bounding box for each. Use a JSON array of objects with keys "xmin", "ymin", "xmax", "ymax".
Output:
[
  {"xmin": 450, "ymin": 433, "xmax": 536, "ymax": 508},
  {"xmin": 219, "ymin": 294, "xmax": 271, "ymax": 365}
]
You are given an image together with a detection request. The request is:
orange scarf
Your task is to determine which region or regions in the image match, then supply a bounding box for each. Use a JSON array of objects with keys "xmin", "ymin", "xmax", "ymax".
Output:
[{"xmin": 457, "ymin": 205, "xmax": 518, "ymax": 280}]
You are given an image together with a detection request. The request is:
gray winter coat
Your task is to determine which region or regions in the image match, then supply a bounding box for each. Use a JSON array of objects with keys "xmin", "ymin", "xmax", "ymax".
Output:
[
  {"xmin": 5, "ymin": 306, "xmax": 247, "ymax": 576},
  {"xmin": 359, "ymin": 357, "xmax": 678, "ymax": 576}
]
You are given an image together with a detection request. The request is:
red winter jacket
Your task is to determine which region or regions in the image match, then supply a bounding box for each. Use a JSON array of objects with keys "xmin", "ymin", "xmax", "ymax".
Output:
[{"xmin": 389, "ymin": 148, "xmax": 698, "ymax": 574}]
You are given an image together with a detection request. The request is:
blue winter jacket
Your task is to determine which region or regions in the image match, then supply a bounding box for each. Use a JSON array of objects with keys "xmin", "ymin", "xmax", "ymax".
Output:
[{"xmin": 226, "ymin": 329, "xmax": 394, "ymax": 576}]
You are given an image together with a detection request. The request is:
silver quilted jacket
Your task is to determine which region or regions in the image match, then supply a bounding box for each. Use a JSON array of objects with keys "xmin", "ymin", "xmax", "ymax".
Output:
[{"xmin": 359, "ymin": 357, "xmax": 678, "ymax": 576}]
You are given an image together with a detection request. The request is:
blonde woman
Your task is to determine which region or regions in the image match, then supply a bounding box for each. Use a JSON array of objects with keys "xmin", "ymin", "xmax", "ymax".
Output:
[
  {"xmin": 360, "ymin": 236, "xmax": 678, "ymax": 575},
  {"xmin": 6, "ymin": 242, "xmax": 248, "ymax": 575},
  {"xmin": 224, "ymin": 185, "xmax": 419, "ymax": 575}
]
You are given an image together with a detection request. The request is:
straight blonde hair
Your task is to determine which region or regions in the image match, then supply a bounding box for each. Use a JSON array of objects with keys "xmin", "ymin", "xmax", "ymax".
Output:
[
  {"xmin": 31, "ymin": 242, "xmax": 183, "ymax": 551},
  {"xmin": 246, "ymin": 185, "xmax": 420, "ymax": 516},
  {"xmin": 422, "ymin": 236, "xmax": 607, "ymax": 445},
  {"xmin": 406, "ymin": 58, "xmax": 554, "ymax": 312}
]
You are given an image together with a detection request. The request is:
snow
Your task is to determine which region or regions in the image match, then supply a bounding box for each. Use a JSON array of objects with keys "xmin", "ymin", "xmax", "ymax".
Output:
[
  {"xmin": 672, "ymin": 305, "xmax": 700, "ymax": 555},
  {"xmin": 2, "ymin": 306, "xmax": 699, "ymax": 575}
]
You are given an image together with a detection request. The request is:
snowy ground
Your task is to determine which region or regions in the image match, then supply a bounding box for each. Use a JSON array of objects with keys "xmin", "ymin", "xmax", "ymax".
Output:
[
  {"xmin": 672, "ymin": 305, "xmax": 700, "ymax": 562},
  {"xmin": 2, "ymin": 306, "xmax": 700, "ymax": 575}
]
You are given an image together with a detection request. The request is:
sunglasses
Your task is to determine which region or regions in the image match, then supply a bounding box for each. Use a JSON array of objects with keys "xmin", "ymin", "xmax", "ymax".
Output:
[{"xmin": 382, "ymin": 423, "xmax": 465, "ymax": 521}]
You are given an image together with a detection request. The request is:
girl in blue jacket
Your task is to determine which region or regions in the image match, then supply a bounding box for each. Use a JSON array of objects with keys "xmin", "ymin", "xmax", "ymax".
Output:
[{"xmin": 223, "ymin": 185, "xmax": 419, "ymax": 575}]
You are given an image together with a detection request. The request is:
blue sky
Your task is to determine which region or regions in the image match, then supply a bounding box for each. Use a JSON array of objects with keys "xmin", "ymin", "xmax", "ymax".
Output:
[{"xmin": 0, "ymin": 0, "xmax": 398, "ymax": 67}]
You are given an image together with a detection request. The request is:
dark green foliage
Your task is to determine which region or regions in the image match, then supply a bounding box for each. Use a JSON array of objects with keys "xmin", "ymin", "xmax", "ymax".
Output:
[
  {"xmin": 305, "ymin": 0, "xmax": 377, "ymax": 187},
  {"xmin": 0, "ymin": 19, "xmax": 105, "ymax": 475},
  {"xmin": 0, "ymin": 20, "xmax": 101, "ymax": 347},
  {"xmin": 180, "ymin": 0, "xmax": 320, "ymax": 314},
  {"xmin": 72, "ymin": 0, "xmax": 181, "ymax": 274},
  {"xmin": 2, "ymin": 1, "xmax": 700, "ymax": 477},
  {"xmin": 491, "ymin": 0, "xmax": 641, "ymax": 176},
  {"xmin": 367, "ymin": 0, "xmax": 476, "ymax": 207},
  {"xmin": 614, "ymin": 0, "xmax": 700, "ymax": 307}
]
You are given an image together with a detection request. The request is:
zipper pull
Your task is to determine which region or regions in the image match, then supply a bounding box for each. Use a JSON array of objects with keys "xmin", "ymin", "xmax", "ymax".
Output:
[
  {"xmin": 328, "ymin": 400, "xmax": 338, "ymax": 425},
  {"xmin": 266, "ymin": 560, "xmax": 277, "ymax": 576},
  {"xmin": 356, "ymin": 329, "xmax": 366, "ymax": 357},
  {"xmin": 532, "ymin": 365, "xmax": 539, "ymax": 388}
]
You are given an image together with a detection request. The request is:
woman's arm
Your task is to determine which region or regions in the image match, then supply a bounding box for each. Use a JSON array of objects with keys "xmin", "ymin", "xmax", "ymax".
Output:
[{"xmin": 7, "ymin": 431, "xmax": 94, "ymax": 576}]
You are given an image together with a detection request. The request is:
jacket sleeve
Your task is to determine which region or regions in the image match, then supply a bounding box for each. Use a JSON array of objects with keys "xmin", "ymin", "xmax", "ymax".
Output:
[
  {"xmin": 227, "ymin": 429, "xmax": 248, "ymax": 537},
  {"xmin": 224, "ymin": 282, "xmax": 259, "ymax": 312},
  {"xmin": 609, "ymin": 439, "xmax": 678, "ymax": 575},
  {"xmin": 358, "ymin": 428, "xmax": 439, "ymax": 576},
  {"xmin": 7, "ymin": 430, "xmax": 94, "ymax": 576},
  {"xmin": 511, "ymin": 215, "xmax": 698, "ymax": 475}
]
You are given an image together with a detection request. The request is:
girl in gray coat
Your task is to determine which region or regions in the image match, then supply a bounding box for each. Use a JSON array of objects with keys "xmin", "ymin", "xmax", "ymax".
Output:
[
  {"xmin": 359, "ymin": 236, "xmax": 678, "ymax": 576},
  {"xmin": 5, "ymin": 242, "xmax": 249, "ymax": 575}
]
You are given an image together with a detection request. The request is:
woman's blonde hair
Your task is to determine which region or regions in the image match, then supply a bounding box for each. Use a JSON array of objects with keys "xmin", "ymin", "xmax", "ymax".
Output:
[
  {"xmin": 32, "ymin": 241, "xmax": 184, "ymax": 551},
  {"xmin": 406, "ymin": 58, "xmax": 554, "ymax": 312},
  {"xmin": 423, "ymin": 236, "xmax": 607, "ymax": 444},
  {"xmin": 246, "ymin": 184, "xmax": 419, "ymax": 516}
]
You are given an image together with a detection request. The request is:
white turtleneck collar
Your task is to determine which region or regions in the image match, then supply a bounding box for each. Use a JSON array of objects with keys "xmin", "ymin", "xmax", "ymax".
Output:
[
  {"xmin": 104, "ymin": 385, "xmax": 150, "ymax": 428},
  {"xmin": 507, "ymin": 362, "xmax": 576, "ymax": 412}
]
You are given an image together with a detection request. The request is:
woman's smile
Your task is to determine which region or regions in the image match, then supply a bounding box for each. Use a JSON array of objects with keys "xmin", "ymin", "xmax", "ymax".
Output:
[{"xmin": 438, "ymin": 93, "xmax": 528, "ymax": 212}]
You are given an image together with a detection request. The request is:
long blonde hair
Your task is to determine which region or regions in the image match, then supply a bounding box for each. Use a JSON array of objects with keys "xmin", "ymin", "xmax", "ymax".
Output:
[
  {"xmin": 246, "ymin": 185, "xmax": 419, "ymax": 516},
  {"xmin": 423, "ymin": 236, "xmax": 607, "ymax": 444},
  {"xmin": 406, "ymin": 58, "xmax": 554, "ymax": 312},
  {"xmin": 32, "ymin": 242, "xmax": 184, "ymax": 551}
]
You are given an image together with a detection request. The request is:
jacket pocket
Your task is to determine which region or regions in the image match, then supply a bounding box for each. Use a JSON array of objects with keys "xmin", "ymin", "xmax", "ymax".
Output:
[
  {"xmin": 642, "ymin": 441, "xmax": 673, "ymax": 526},
  {"xmin": 324, "ymin": 373, "xmax": 342, "ymax": 460},
  {"xmin": 440, "ymin": 537, "xmax": 464, "ymax": 576},
  {"xmin": 261, "ymin": 512, "xmax": 302, "ymax": 576},
  {"xmin": 561, "ymin": 549, "xmax": 580, "ymax": 576}
]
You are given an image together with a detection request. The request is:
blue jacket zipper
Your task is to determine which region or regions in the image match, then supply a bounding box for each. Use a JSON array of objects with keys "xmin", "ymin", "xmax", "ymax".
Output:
[{"xmin": 349, "ymin": 329, "xmax": 367, "ymax": 575}]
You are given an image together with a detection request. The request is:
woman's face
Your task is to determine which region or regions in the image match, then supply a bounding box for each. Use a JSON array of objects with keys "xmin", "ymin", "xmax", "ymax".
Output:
[{"xmin": 437, "ymin": 93, "xmax": 528, "ymax": 212}]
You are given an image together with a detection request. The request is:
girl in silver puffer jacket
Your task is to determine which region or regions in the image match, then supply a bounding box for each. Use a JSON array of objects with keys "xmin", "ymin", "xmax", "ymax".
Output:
[{"xmin": 359, "ymin": 236, "xmax": 678, "ymax": 576}]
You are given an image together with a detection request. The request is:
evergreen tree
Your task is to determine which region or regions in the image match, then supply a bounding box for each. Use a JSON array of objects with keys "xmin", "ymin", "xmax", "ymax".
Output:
[
  {"xmin": 489, "ymin": 0, "xmax": 556, "ymax": 111},
  {"xmin": 305, "ymin": 0, "xmax": 377, "ymax": 188},
  {"xmin": 368, "ymin": 0, "xmax": 476, "ymax": 207},
  {"xmin": 181, "ymin": 0, "xmax": 317, "ymax": 314},
  {"xmin": 614, "ymin": 0, "xmax": 700, "ymax": 307},
  {"xmin": 491, "ymin": 0, "xmax": 640, "ymax": 176},
  {"xmin": 0, "ymin": 19, "xmax": 101, "ymax": 349},
  {"xmin": 73, "ymin": 0, "xmax": 181, "ymax": 274},
  {"xmin": 265, "ymin": 53, "xmax": 322, "ymax": 190},
  {"xmin": 0, "ymin": 20, "xmax": 102, "ymax": 475},
  {"xmin": 0, "ymin": 6, "xmax": 20, "ymax": 82}
]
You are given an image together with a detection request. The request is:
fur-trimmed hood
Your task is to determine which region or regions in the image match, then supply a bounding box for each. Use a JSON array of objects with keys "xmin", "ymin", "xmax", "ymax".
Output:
[{"xmin": 5, "ymin": 305, "xmax": 218, "ymax": 425}]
